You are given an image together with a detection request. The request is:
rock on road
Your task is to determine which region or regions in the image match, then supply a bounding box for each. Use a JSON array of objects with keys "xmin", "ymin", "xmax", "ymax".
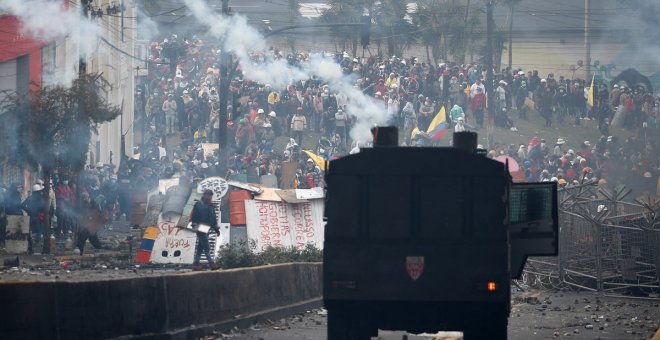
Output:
[{"xmin": 211, "ymin": 289, "xmax": 660, "ymax": 340}]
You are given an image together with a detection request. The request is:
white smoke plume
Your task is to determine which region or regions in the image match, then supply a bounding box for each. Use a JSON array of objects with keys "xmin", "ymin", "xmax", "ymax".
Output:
[
  {"xmin": 0, "ymin": 0, "xmax": 101, "ymax": 83},
  {"xmin": 136, "ymin": 6, "xmax": 160, "ymax": 42},
  {"xmin": 594, "ymin": 0, "xmax": 660, "ymax": 88},
  {"xmin": 183, "ymin": 0, "xmax": 390, "ymax": 142},
  {"xmin": 1, "ymin": 0, "xmax": 160, "ymax": 86}
]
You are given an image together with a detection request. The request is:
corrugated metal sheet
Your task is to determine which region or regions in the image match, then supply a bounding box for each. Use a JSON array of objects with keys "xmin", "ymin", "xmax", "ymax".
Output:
[
  {"xmin": 275, "ymin": 189, "xmax": 306, "ymax": 203},
  {"xmin": 141, "ymin": 192, "xmax": 165, "ymax": 227},
  {"xmin": 295, "ymin": 187, "xmax": 324, "ymax": 200},
  {"xmin": 177, "ymin": 190, "xmax": 200, "ymax": 228},
  {"xmin": 161, "ymin": 185, "xmax": 191, "ymax": 217},
  {"xmin": 253, "ymin": 187, "xmax": 283, "ymax": 202}
]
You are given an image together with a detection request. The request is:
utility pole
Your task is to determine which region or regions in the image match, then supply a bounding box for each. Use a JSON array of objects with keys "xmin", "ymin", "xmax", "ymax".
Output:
[
  {"xmin": 217, "ymin": 0, "xmax": 230, "ymax": 176},
  {"xmin": 120, "ymin": 0, "xmax": 125, "ymax": 42},
  {"xmin": 463, "ymin": 0, "xmax": 471, "ymax": 64},
  {"xmin": 215, "ymin": 21, "xmax": 368, "ymax": 176},
  {"xmin": 508, "ymin": 4, "xmax": 513, "ymax": 71},
  {"xmin": 80, "ymin": 0, "xmax": 89, "ymax": 75},
  {"xmin": 584, "ymin": 0, "xmax": 591, "ymax": 80},
  {"xmin": 485, "ymin": 0, "xmax": 494, "ymax": 149}
]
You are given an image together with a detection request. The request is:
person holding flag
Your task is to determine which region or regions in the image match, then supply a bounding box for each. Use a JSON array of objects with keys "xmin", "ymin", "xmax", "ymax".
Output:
[
  {"xmin": 587, "ymin": 75, "xmax": 595, "ymax": 120},
  {"xmin": 425, "ymin": 105, "xmax": 448, "ymax": 143},
  {"xmin": 303, "ymin": 150, "xmax": 327, "ymax": 171},
  {"xmin": 410, "ymin": 127, "xmax": 430, "ymax": 147}
]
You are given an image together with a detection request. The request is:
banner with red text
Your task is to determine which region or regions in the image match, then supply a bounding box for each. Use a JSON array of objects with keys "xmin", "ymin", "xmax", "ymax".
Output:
[
  {"xmin": 150, "ymin": 214, "xmax": 198, "ymax": 264},
  {"xmin": 244, "ymin": 200, "xmax": 325, "ymax": 252}
]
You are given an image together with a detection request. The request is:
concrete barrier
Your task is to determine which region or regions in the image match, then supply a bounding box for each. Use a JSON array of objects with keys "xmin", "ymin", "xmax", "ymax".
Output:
[{"xmin": 0, "ymin": 263, "xmax": 323, "ymax": 339}]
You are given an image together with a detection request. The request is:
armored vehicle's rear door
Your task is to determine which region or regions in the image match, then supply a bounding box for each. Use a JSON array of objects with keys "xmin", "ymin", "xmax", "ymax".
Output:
[{"xmin": 509, "ymin": 182, "xmax": 558, "ymax": 279}]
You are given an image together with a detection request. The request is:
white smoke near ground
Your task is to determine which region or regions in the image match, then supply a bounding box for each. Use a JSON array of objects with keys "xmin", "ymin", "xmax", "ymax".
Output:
[
  {"xmin": 306, "ymin": 55, "xmax": 388, "ymax": 142},
  {"xmin": 43, "ymin": 62, "xmax": 79, "ymax": 88},
  {"xmin": 183, "ymin": 0, "xmax": 389, "ymax": 142}
]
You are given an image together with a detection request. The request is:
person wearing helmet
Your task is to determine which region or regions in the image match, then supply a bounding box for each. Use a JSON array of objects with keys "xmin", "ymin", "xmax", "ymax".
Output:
[
  {"xmin": 540, "ymin": 169, "xmax": 551, "ymax": 182},
  {"xmin": 495, "ymin": 80, "xmax": 507, "ymax": 112},
  {"xmin": 190, "ymin": 189, "xmax": 220, "ymax": 271},
  {"xmin": 267, "ymin": 111, "xmax": 282, "ymax": 137},
  {"xmin": 303, "ymin": 159, "xmax": 322, "ymax": 188},
  {"xmin": 22, "ymin": 184, "xmax": 47, "ymax": 254},
  {"xmin": 558, "ymin": 178, "xmax": 567, "ymax": 187},
  {"xmin": 454, "ymin": 116, "xmax": 466, "ymax": 132}
]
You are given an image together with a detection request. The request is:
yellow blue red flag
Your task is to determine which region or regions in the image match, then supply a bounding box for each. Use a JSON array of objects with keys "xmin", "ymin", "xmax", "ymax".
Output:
[
  {"xmin": 303, "ymin": 150, "xmax": 327, "ymax": 171},
  {"xmin": 587, "ymin": 75, "xmax": 595, "ymax": 107},
  {"xmin": 426, "ymin": 106, "xmax": 447, "ymax": 140}
]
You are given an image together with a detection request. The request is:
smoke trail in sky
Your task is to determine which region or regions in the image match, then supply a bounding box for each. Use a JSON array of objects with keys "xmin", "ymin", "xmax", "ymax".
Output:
[{"xmin": 183, "ymin": 0, "xmax": 389, "ymax": 142}]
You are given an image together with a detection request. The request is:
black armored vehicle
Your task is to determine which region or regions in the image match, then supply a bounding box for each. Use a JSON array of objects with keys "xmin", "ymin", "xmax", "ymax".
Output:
[{"xmin": 323, "ymin": 128, "xmax": 558, "ymax": 339}]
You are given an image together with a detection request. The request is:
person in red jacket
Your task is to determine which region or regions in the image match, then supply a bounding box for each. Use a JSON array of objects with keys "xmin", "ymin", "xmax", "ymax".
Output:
[
  {"xmin": 55, "ymin": 179, "xmax": 75, "ymax": 236},
  {"xmin": 469, "ymin": 87, "xmax": 487, "ymax": 128}
]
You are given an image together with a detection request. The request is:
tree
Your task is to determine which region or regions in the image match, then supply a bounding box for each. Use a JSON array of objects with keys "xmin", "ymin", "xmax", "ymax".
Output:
[
  {"xmin": 411, "ymin": 0, "xmax": 482, "ymax": 64},
  {"xmin": 320, "ymin": 0, "xmax": 366, "ymax": 54},
  {"xmin": 0, "ymin": 73, "xmax": 121, "ymax": 254},
  {"xmin": 372, "ymin": 0, "xmax": 413, "ymax": 57}
]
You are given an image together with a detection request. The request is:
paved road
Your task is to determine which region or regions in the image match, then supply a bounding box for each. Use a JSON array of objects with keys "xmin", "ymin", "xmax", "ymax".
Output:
[{"xmin": 213, "ymin": 289, "xmax": 660, "ymax": 340}]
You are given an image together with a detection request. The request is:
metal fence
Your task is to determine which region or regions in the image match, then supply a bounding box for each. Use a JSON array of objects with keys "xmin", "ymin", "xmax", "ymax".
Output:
[{"xmin": 517, "ymin": 183, "xmax": 660, "ymax": 296}]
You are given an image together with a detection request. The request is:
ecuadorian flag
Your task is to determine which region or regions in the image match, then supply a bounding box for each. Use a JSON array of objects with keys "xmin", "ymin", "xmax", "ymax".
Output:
[
  {"xmin": 303, "ymin": 150, "xmax": 327, "ymax": 171},
  {"xmin": 587, "ymin": 75, "xmax": 595, "ymax": 107},
  {"xmin": 426, "ymin": 106, "xmax": 447, "ymax": 140}
]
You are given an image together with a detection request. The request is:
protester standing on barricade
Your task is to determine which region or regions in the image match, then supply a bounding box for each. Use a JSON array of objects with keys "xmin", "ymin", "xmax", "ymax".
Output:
[{"xmin": 190, "ymin": 189, "xmax": 220, "ymax": 271}]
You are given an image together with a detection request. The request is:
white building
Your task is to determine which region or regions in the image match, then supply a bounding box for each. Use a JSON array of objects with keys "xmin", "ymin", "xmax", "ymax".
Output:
[{"xmin": 40, "ymin": 0, "xmax": 139, "ymax": 167}]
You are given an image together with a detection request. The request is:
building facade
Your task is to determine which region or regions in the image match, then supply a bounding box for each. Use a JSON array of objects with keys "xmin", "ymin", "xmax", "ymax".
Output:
[{"xmin": 0, "ymin": 0, "xmax": 138, "ymax": 184}]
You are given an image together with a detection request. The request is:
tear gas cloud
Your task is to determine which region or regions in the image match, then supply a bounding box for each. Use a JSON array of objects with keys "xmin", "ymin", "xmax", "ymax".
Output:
[
  {"xmin": 183, "ymin": 0, "xmax": 389, "ymax": 143},
  {"xmin": 596, "ymin": 0, "xmax": 660, "ymax": 82},
  {"xmin": 1, "ymin": 0, "xmax": 161, "ymax": 86},
  {"xmin": 136, "ymin": 6, "xmax": 159, "ymax": 41},
  {"xmin": 0, "ymin": 0, "xmax": 103, "ymax": 85}
]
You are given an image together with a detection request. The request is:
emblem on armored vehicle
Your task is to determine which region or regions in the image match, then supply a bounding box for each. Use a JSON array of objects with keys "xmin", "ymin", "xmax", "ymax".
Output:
[{"xmin": 406, "ymin": 256, "xmax": 424, "ymax": 281}]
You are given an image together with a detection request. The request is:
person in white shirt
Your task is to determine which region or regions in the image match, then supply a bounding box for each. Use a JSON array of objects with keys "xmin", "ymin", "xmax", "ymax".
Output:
[
  {"xmin": 162, "ymin": 94, "xmax": 177, "ymax": 134},
  {"xmin": 470, "ymin": 78, "xmax": 485, "ymax": 98},
  {"xmin": 495, "ymin": 80, "xmax": 507, "ymax": 111},
  {"xmin": 454, "ymin": 117, "xmax": 466, "ymax": 132},
  {"xmin": 334, "ymin": 108, "xmax": 349, "ymax": 143}
]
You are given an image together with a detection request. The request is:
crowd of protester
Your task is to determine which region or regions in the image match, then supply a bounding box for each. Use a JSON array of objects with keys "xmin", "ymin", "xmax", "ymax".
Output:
[
  {"xmin": 1, "ymin": 34, "xmax": 657, "ymax": 254},
  {"xmin": 133, "ymin": 33, "xmax": 657, "ymax": 196}
]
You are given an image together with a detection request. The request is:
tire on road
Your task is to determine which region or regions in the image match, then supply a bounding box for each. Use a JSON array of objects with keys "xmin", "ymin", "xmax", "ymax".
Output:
[
  {"xmin": 462, "ymin": 313, "xmax": 508, "ymax": 340},
  {"xmin": 327, "ymin": 308, "xmax": 376, "ymax": 340}
]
